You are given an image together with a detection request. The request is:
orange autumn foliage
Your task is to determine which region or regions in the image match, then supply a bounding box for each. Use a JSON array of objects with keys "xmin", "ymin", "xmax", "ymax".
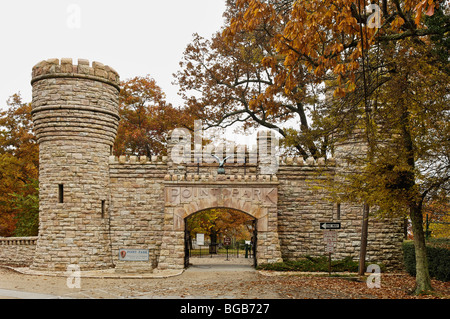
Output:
[{"xmin": 0, "ymin": 94, "xmax": 39, "ymax": 236}]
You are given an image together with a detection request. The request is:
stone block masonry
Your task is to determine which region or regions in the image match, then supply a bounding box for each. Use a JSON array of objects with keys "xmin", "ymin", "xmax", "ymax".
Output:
[
  {"xmin": 0, "ymin": 237, "xmax": 38, "ymax": 267},
  {"xmin": 20, "ymin": 58, "xmax": 405, "ymax": 273},
  {"xmin": 109, "ymin": 160, "xmax": 167, "ymax": 273}
]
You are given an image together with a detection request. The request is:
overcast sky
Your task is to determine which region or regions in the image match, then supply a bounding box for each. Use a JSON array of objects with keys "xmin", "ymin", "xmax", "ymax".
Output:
[{"xmin": 0, "ymin": 0, "xmax": 226, "ymax": 110}]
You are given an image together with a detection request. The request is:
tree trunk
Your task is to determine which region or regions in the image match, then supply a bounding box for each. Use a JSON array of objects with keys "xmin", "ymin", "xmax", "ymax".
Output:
[
  {"xmin": 397, "ymin": 87, "xmax": 433, "ymax": 294},
  {"xmin": 210, "ymin": 231, "xmax": 218, "ymax": 254},
  {"xmin": 358, "ymin": 203, "xmax": 370, "ymax": 276},
  {"xmin": 410, "ymin": 203, "xmax": 433, "ymax": 294}
]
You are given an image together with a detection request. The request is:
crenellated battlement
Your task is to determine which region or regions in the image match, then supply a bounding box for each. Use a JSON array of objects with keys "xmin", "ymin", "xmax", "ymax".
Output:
[
  {"xmin": 278, "ymin": 156, "xmax": 335, "ymax": 167},
  {"xmin": 31, "ymin": 58, "xmax": 120, "ymax": 146},
  {"xmin": 108, "ymin": 154, "xmax": 336, "ymax": 168},
  {"xmin": 109, "ymin": 155, "xmax": 169, "ymax": 165},
  {"xmin": 163, "ymin": 174, "xmax": 279, "ymax": 183},
  {"xmin": 31, "ymin": 58, "xmax": 120, "ymax": 90}
]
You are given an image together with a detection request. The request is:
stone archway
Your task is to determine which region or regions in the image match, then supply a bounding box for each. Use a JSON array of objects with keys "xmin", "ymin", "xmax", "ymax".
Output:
[
  {"xmin": 183, "ymin": 207, "xmax": 257, "ymax": 268},
  {"xmin": 157, "ymin": 175, "xmax": 283, "ymax": 270}
]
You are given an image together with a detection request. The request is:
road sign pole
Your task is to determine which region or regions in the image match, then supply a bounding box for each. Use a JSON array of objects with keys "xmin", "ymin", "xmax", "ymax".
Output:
[
  {"xmin": 323, "ymin": 228, "xmax": 337, "ymax": 276},
  {"xmin": 328, "ymin": 252, "xmax": 332, "ymax": 276},
  {"xmin": 224, "ymin": 237, "xmax": 231, "ymax": 261}
]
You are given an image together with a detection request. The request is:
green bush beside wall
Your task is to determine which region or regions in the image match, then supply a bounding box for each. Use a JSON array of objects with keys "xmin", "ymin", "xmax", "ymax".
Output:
[{"xmin": 403, "ymin": 239, "xmax": 450, "ymax": 282}]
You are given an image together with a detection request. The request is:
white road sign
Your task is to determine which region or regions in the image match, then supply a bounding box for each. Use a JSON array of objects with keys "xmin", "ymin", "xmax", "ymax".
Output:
[
  {"xmin": 324, "ymin": 230, "xmax": 337, "ymax": 253},
  {"xmin": 196, "ymin": 233, "xmax": 205, "ymax": 246}
]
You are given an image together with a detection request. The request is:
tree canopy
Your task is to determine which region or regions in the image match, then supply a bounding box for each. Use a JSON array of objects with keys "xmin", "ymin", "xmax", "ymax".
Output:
[
  {"xmin": 176, "ymin": 0, "xmax": 449, "ymax": 294},
  {"xmin": 0, "ymin": 94, "xmax": 39, "ymax": 236},
  {"xmin": 114, "ymin": 75, "xmax": 188, "ymax": 157},
  {"xmin": 186, "ymin": 208, "xmax": 255, "ymax": 244}
]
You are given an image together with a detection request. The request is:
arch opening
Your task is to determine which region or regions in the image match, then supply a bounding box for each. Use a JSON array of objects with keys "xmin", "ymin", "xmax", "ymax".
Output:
[
  {"xmin": 158, "ymin": 184, "xmax": 282, "ymax": 271},
  {"xmin": 184, "ymin": 207, "xmax": 257, "ymax": 269}
]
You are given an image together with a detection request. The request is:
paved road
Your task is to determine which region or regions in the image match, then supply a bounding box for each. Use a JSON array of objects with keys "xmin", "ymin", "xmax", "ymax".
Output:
[
  {"xmin": 4, "ymin": 257, "xmax": 443, "ymax": 300},
  {"xmin": 0, "ymin": 288, "xmax": 59, "ymax": 299},
  {"xmin": 0, "ymin": 257, "xmax": 265, "ymax": 299}
]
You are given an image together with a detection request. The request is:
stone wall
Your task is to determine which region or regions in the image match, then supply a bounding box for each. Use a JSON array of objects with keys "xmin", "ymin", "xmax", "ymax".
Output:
[
  {"xmin": 366, "ymin": 217, "xmax": 404, "ymax": 270},
  {"xmin": 277, "ymin": 160, "xmax": 336, "ymax": 260},
  {"xmin": 108, "ymin": 156, "xmax": 167, "ymax": 273},
  {"xmin": 0, "ymin": 237, "xmax": 38, "ymax": 267},
  {"xmin": 263, "ymin": 156, "xmax": 403, "ymax": 270},
  {"xmin": 106, "ymin": 154, "xmax": 404, "ymax": 270}
]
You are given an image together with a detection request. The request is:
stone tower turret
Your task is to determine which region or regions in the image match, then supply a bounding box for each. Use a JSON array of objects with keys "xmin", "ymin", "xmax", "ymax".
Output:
[{"xmin": 30, "ymin": 58, "xmax": 120, "ymax": 271}]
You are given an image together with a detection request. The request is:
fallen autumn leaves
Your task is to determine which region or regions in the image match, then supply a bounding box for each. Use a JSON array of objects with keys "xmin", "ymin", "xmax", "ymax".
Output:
[
  {"xmin": 1, "ymin": 263, "xmax": 448, "ymax": 299},
  {"xmin": 258, "ymin": 272, "xmax": 450, "ymax": 299}
]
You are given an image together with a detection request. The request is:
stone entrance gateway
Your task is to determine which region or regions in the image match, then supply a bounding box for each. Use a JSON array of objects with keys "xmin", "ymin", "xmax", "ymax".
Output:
[
  {"xmin": 157, "ymin": 176, "xmax": 283, "ymax": 270},
  {"xmin": 26, "ymin": 58, "xmax": 405, "ymax": 274}
]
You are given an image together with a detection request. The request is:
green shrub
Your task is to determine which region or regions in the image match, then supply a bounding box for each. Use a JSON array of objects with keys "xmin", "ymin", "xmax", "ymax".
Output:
[
  {"xmin": 403, "ymin": 241, "xmax": 416, "ymax": 276},
  {"xmin": 402, "ymin": 240, "xmax": 450, "ymax": 282},
  {"xmin": 256, "ymin": 256, "xmax": 360, "ymax": 272}
]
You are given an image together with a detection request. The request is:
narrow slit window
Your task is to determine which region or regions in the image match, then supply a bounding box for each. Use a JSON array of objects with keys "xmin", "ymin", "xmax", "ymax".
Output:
[
  {"xmin": 337, "ymin": 203, "xmax": 341, "ymax": 220},
  {"xmin": 58, "ymin": 184, "xmax": 64, "ymax": 203},
  {"xmin": 101, "ymin": 200, "xmax": 106, "ymax": 218}
]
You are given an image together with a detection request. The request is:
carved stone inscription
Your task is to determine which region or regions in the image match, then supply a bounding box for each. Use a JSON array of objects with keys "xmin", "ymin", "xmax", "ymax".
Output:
[{"xmin": 166, "ymin": 186, "xmax": 277, "ymax": 206}]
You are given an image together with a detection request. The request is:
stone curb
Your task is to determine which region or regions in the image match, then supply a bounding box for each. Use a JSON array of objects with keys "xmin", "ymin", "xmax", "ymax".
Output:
[
  {"xmin": 258, "ymin": 270, "xmax": 360, "ymax": 277},
  {"xmin": 1, "ymin": 265, "xmax": 184, "ymax": 279}
]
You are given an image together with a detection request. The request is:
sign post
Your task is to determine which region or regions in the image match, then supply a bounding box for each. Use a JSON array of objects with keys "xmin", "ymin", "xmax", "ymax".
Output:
[
  {"xmin": 322, "ymin": 226, "xmax": 338, "ymax": 276},
  {"xmin": 324, "ymin": 230, "xmax": 337, "ymax": 252},
  {"xmin": 224, "ymin": 237, "xmax": 231, "ymax": 261},
  {"xmin": 196, "ymin": 233, "xmax": 205, "ymax": 258}
]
